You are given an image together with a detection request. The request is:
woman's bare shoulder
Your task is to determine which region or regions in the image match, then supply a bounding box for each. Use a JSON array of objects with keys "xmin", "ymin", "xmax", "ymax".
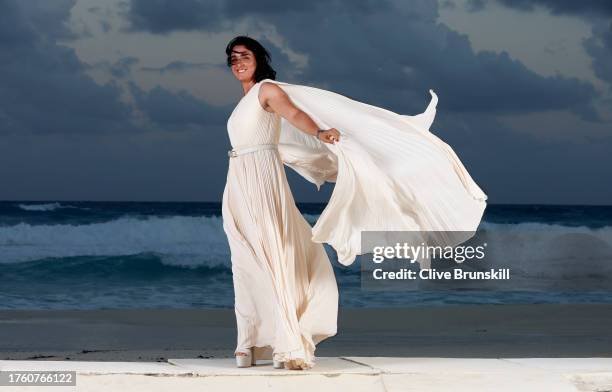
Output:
[
  {"xmin": 257, "ymin": 81, "xmax": 287, "ymax": 102},
  {"xmin": 258, "ymin": 81, "xmax": 289, "ymax": 113},
  {"xmin": 259, "ymin": 80, "xmax": 284, "ymax": 96}
]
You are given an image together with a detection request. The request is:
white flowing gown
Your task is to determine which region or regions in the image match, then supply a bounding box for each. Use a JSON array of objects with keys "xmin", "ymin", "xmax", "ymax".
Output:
[
  {"xmin": 222, "ymin": 78, "xmax": 488, "ymax": 368},
  {"xmin": 222, "ymin": 80, "xmax": 339, "ymax": 369}
]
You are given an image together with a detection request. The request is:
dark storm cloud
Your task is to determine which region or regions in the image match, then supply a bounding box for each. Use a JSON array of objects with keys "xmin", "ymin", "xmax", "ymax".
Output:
[
  {"xmin": 493, "ymin": 0, "xmax": 612, "ymax": 17},
  {"xmin": 223, "ymin": 0, "xmax": 392, "ymax": 16},
  {"xmin": 121, "ymin": 0, "xmax": 601, "ymax": 121},
  {"xmin": 139, "ymin": 39, "xmax": 293, "ymax": 77},
  {"xmin": 0, "ymin": 0, "xmax": 235, "ymax": 201},
  {"xmin": 0, "ymin": 0, "xmax": 228, "ymax": 135},
  {"xmin": 466, "ymin": 0, "xmax": 612, "ymax": 86},
  {"xmin": 128, "ymin": 82, "xmax": 230, "ymax": 131},
  {"xmin": 87, "ymin": 56, "xmax": 140, "ymax": 78},
  {"xmin": 116, "ymin": 0, "xmax": 612, "ymax": 204},
  {"xmin": 0, "ymin": 0, "xmax": 133, "ymax": 134},
  {"xmin": 1, "ymin": 0, "xmax": 609, "ymax": 203},
  {"xmin": 140, "ymin": 60, "xmax": 220, "ymax": 74},
  {"xmin": 110, "ymin": 56, "xmax": 139, "ymax": 78},
  {"xmin": 440, "ymin": 1, "xmax": 457, "ymax": 10},
  {"xmin": 584, "ymin": 19, "xmax": 612, "ymax": 85},
  {"xmin": 267, "ymin": 2, "xmax": 599, "ymax": 121},
  {"xmin": 87, "ymin": 4, "xmax": 114, "ymax": 33},
  {"xmin": 465, "ymin": 0, "xmax": 486, "ymax": 12},
  {"xmin": 121, "ymin": 0, "xmax": 389, "ymax": 33},
  {"xmin": 118, "ymin": 0, "xmax": 227, "ymax": 34}
]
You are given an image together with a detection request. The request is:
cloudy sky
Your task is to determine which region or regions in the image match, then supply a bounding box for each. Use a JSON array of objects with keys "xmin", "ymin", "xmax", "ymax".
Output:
[{"xmin": 0, "ymin": 0, "xmax": 610, "ymax": 204}]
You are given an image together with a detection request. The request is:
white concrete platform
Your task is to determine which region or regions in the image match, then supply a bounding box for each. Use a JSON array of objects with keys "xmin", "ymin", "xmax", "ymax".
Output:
[
  {"xmin": 0, "ymin": 357, "xmax": 610, "ymax": 391},
  {"xmin": 167, "ymin": 356, "xmax": 378, "ymax": 375}
]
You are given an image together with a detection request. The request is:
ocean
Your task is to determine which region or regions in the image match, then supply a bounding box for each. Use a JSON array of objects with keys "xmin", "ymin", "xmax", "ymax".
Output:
[{"xmin": 1, "ymin": 201, "xmax": 611, "ymax": 310}]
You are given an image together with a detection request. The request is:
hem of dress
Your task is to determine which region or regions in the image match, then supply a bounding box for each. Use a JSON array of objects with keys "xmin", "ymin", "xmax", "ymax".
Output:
[
  {"xmin": 235, "ymin": 328, "xmax": 322, "ymax": 370},
  {"xmin": 272, "ymin": 328, "xmax": 317, "ymax": 369},
  {"xmin": 233, "ymin": 343, "xmax": 315, "ymax": 369}
]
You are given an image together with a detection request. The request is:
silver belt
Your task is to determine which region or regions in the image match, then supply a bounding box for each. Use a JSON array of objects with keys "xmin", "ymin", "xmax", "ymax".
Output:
[{"xmin": 228, "ymin": 143, "xmax": 278, "ymax": 158}]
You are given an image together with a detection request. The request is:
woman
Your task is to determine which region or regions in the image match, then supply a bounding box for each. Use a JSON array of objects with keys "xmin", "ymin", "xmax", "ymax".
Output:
[
  {"xmin": 222, "ymin": 35, "xmax": 488, "ymax": 371},
  {"xmin": 222, "ymin": 36, "xmax": 341, "ymax": 371}
]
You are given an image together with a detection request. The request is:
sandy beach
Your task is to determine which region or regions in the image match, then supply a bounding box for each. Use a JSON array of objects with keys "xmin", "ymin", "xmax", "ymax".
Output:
[{"xmin": 1, "ymin": 304, "xmax": 611, "ymax": 361}]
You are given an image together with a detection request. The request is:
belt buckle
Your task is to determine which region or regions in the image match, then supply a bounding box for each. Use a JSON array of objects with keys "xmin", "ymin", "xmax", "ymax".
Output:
[{"xmin": 228, "ymin": 149, "xmax": 238, "ymax": 158}]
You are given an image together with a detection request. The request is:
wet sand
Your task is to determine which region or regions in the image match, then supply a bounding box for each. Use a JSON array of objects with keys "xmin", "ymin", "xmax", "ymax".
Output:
[{"xmin": 1, "ymin": 304, "xmax": 611, "ymax": 361}]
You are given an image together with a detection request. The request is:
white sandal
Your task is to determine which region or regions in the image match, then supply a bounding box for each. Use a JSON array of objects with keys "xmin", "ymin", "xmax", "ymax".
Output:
[
  {"xmin": 273, "ymin": 359, "xmax": 285, "ymax": 369},
  {"xmin": 235, "ymin": 347, "xmax": 256, "ymax": 368}
]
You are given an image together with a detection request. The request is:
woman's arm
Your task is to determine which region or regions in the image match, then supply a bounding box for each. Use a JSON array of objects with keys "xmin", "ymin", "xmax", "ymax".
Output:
[{"xmin": 259, "ymin": 82, "xmax": 340, "ymax": 144}]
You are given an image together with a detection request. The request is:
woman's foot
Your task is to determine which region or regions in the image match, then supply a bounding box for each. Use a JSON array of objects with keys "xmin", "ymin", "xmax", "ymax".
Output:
[
  {"xmin": 284, "ymin": 358, "xmax": 308, "ymax": 370},
  {"xmin": 235, "ymin": 347, "xmax": 255, "ymax": 368}
]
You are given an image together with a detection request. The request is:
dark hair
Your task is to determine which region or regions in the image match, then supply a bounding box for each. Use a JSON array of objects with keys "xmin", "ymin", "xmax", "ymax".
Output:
[{"xmin": 225, "ymin": 36, "xmax": 276, "ymax": 82}]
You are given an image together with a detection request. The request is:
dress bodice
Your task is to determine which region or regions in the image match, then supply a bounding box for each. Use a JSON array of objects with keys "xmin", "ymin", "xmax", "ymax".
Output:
[{"xmin": 227, "ymin": 81, "xmax": 281, "ymax": 148}]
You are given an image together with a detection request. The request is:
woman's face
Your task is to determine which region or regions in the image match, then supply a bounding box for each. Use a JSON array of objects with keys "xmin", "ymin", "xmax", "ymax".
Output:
[{"xmin": 230, "ymin": 44, "xmax": 256, "ymax": 83}]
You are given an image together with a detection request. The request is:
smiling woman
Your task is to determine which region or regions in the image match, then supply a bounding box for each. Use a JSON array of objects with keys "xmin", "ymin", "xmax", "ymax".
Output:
[
  {"xmin": 226, "ymin": 36, "xmax": 276, "ymax": 83},
  {"xmin": 222, "ymin": 36, "xmax": 340, "ymax": 371},
  {"xmin": 220, "ymin": 35, "xmax": 487, "ymax": 372}
]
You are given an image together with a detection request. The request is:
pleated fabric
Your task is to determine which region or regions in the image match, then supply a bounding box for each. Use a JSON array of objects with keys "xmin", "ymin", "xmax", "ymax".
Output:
[
  {"xmin": 222, "ymin": 81, "xmax": 339, "ymax": 369},
  {"xmin": 261, "ymin": 79, "xmax": 488, "ymax": 268}
]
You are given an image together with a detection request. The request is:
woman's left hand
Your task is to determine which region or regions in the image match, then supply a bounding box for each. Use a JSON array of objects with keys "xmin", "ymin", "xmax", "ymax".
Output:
[{"xmin": 318, "ymin": 128, "xmax": 341, "ymax": 144}]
